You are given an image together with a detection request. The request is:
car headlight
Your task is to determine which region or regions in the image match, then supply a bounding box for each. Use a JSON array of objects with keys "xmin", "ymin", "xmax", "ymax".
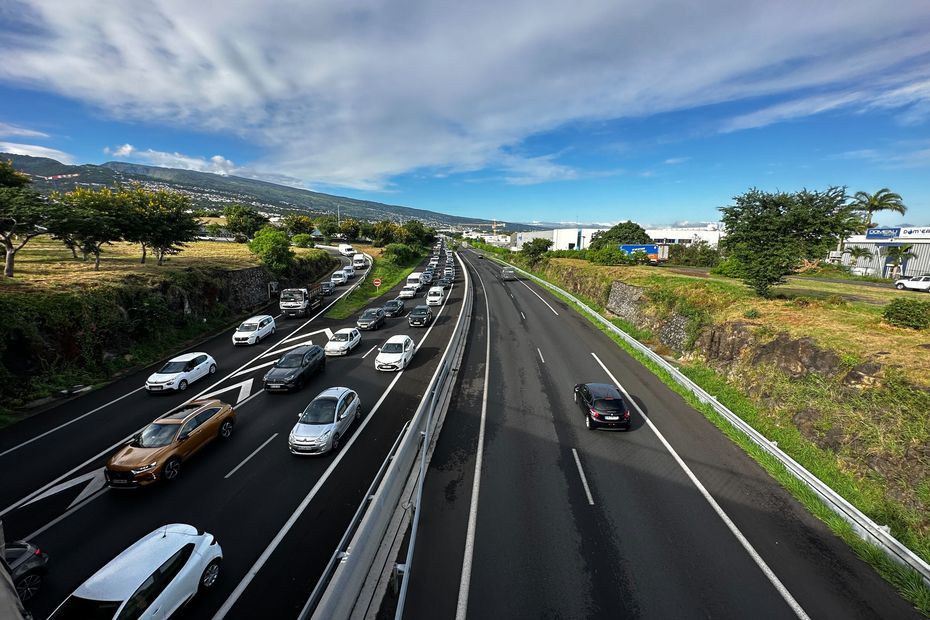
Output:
[
  {"xmin": 131, "ymin": 462, "xmax": 158, "ymax": 475},
  {"xmin": 288, "ymin": 432, "xmax": 296, "ymax": 443}
]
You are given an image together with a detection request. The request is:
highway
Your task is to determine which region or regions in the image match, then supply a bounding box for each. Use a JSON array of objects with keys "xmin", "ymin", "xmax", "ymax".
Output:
[
  {"xmin": 0, "ymin": 250, "xmax": 468, "ymax": 619},
  {"xmin": 400, "ymin": 250, "xmax": 919, "ymax": 619}
]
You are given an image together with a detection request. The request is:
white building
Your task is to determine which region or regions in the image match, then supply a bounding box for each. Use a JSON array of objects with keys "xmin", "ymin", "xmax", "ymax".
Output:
[
  {"xmin": 511, "ymin": 224, "xmax": 725, "ymax": 251},
  {"xmin": 836, "ymin": 227, "xmax": 930, "ymax": 278},
  {"xmin": 645, "ymin": 224, "xmax": 724, "ymax": 247}
]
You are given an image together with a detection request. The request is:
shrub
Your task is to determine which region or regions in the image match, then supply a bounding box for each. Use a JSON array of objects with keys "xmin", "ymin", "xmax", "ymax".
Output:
[
  {"xmin": 743, "ymin": 308, "xmax": 761, "ymax": 319},
  {"xmin": 248, "ymin": 226, "xmax": 294, "ymax": 275},
  {"xmin": 883, "ymin": 298, "xmax": 930, "ymax": 330},
  {"xmin": 291, "ymin": 233, "xmax": 314, "ymax": 248},
  {"xmin": 382, "ymin": 243, "xmax": 421, "ymax": 266},
  {"xmin": 711, "ymin": 257, "xmax": 746, "ymax": 278}
]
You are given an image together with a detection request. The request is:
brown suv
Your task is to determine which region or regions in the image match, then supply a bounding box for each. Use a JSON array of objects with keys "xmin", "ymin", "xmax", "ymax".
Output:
[{"xmin": 105, "ymin": 399, "xmax": 236, "ymax": 487}]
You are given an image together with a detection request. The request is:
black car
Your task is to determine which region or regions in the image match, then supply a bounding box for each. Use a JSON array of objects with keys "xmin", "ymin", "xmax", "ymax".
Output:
[
  {"xmin": 408, "ymin": 305, "xmax": 433, "ymax": 327},
  {"xmin": 383, "ymin": 298, "xmax": 406, "ymax": 317},
  {"xmin": 3, "ymin": 539, "xmax": 49, "ymax": 602},
  {"xmin": 357, "ymin": 307, "xmax": 386, "ymax": 330},
  {"xmin": 264, "ymin": 345, "xmax": 325, "ymax": 391},
  {"xmin": 573, "ymin": 383, "xmax": 631, "ymax": 430},
  {"xmin": 438, "ymin": 276, "xmax": 453, "ymax": 290},
  {"xmin": 321, "ymin": 281, "xmax": 335, "ymax": 295}
]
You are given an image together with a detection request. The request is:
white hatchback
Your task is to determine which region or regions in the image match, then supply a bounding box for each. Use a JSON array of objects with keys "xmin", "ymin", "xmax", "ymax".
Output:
[
  {"xmin": 48, "ymin": 524, "xmax": 222, "ymax": 619},
  {"xmin": 375, "ymin": 335, "xmax": 416, "ymax": 371},
  {"xmin": 232, "ymin": 315, "xmax": 275, "ymax": 345},
  {"xmin": 398, "ymin": 286, "xmax": 418, "ymax": 299},
  {"xmin": 324, "ymin": 328, "xmax": 361, "ymax": 356},
  {"xmin": 145, "ymin": 353, "xmax": 216, "ymax": 393}
]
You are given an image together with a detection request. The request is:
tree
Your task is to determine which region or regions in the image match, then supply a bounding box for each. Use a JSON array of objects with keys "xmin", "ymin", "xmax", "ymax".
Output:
[
  {"xmin": 667, "ymin": 240, "xmax": 721, "ymax": 267},
  {"xmin": 589, "ymin": 221, "xmax": 651, "ymax": 250},
  {"xmin": 521, "ymin": 238, "xmax": 552, "ymax": 263},
  {"xmin": 248, "ymin": 226, "xmax": 294, "ymax": 275},
  {"xmin": 0, "ymin": 184, "xmax": 62, "ymax": 277},
  {"xmin": 882, "ymin": 244, "xmax": 917, "ymax": 279},
  {"xmin": 316, "ymin": 215, "xmax": 340, "ymax": 240},
  {"xmin": 847, "ymin": 246, "xmax": 873, "ymax": 266},
  {"xmin": 370, "ymin": 220, "xmax": 398, "ymax": 246},
  {"xmin": 359, "ymin": 221, "xmax": 375, "ymax": 240},
  {"xmin": 282, "ymin": 213, "xmax": 314, "ymax": 236},
  {"xmin": 398, "ymin": 219, "xmax": 434, "ymax": 246},
  {"xmin": 339, "ymin": 218, "xmax": 361, "ymax": 241},
  {"xmin": 0, "ymin": 159, "xmax": 31, "ymax": 188},
  {"xmin": 849, "ymin": 188, "xmax": 907, "ymax": 228},
  {"xmin": 291, "ymin": 233, "xmax": 314, "ymax": 248},
  {"xmin": 119, "ymin": 185, "xmax": 199, "ymax": 264},
  {"xmin": 223, "ymin": 205, "xmax": 269, "ymax": 241},
  {"xmin": 205, "ymin": 222, "xmax": 223, "ymax": 237},
  {"xmin": 54, "ymin": 187, "xmax": 126, "ymax": 271}
]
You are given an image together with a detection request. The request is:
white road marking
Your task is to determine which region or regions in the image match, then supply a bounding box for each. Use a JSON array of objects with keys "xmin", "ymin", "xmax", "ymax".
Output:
[
  {"xmin": 590, "ymin": 352, "xmax": 810, "ymax": 620},
  {"xmin": 283, "ymin": 327, "xmax": 333, "ymax": 344},
  {"xmin": 518, "ymin": 277, "xmax": 559, "ymax": 315},
  {"xmin": 456, "ymin": 259, "xmax": 489, "ymax": 620},
  {"xmin": 200, "ymin": 379, "xmax": 254, "ymax": 405},
  {"xmin": 0, "ymin": 387, "xmax": 145, "ymax": 458},
  {"xmin": 21, "ymin": 468, "xmax": 104, "ymax": 509},
  {"xmin": 537, "ymin": 347, "xmax": 545, "ymax": 364},
  {"xmin": 362, "ymin": 345, "xmax": 377, "ymax": 359},
  {"xmin": 571, "ymin": 448, "xmax": 595, "ymax": 505},
  {"xmin": 260, "ymin": 340, "xmax": 314, "ymax": 358},
  {"xmin": 520, "ymin": 311, "xmax": 526, "ymax": 320},
  {"xmin": 23, "ymin": 487, "xmax": 108, "ymax": 541},
  {"xmin": 224, "ymin": 433, "xmax": 278, "ymax": 479},
  {"xmin": 232, "ymin": 359, "xmax": 279, "ymax": 377}
]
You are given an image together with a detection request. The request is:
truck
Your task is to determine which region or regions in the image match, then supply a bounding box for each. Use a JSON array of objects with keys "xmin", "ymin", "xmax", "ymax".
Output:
[
  {"xmin": 618, "ymin": 244, "xmax": 669, "ymax": 264},
  {"xmin": 279, "ymin": 284, "xmax": 324, "ymax": 318}
]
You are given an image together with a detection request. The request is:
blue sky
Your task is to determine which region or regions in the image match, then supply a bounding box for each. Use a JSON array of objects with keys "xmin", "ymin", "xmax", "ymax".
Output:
[{"xmin": 1, "ymin": 1, "xmax": 929, "ymax": 226}]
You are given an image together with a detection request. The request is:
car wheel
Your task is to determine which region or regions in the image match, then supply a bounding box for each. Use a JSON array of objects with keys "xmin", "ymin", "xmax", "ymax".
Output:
[
  {"xmin": 199, "ymin": 560, "xmax": 221, "ymax": 592},
  {"xmin": 15, "ymin": 572, "xmax": 43, "ymax": 602},
  {"xmin": 219, "ymin": 419, "xmax": 234, "ymax": 440},
  {"xmin": 355, "ymin": 407, "xmax": 361, "ymax": 422},
  {"xmin": 896, "ymin": 283, "xmax": 905, "ymax": 290},
  {"xmin": 585, "ymin": 415, "xmax": 595, "ymax": 431},
  {"xmin": 209, "ymin": 364, "xmax": 217, "ymax": 375},
  {"xmin": 331, "ymin": 432, "xmax": 341, "ymax": 452},
  {"xmin": 177, "ymin": 379, "xmax": 188, "ymax": 392},
  {"xmin": 272, "ymin": 325, "xmax": 276, "ymax": 335},
  {"xmin": 162, "ymin": 457, "xmax": 181, "ymax": 481}
]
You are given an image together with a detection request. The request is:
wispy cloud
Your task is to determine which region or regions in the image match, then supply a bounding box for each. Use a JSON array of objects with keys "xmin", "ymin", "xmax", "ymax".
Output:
[
  {"xmin": 104, "ymin": 143, "xmax": 237, "ymax": 175},
  {"xmin": 664, "ymin": 157, "xmax": 690, "ymax": 165},
  {"xmin": 832, "ymin": 141, "xmax": 930, "ymax": 169},
  {"xmin": 0, "ymin": 141, "xmax": 75, "ymax": 163},
  {"xmin": 0, "ymin": 122, "xmax": 49, "ymax": 139}
]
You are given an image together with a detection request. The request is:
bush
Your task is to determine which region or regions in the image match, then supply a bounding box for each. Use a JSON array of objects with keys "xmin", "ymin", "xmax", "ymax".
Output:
[
  {"xmin": 589, "ymin": 247, "xmax": 633, "ymax": 266},
  {"xmin": 382, "ymin": 243, "xmax": 421, "ymax": 266},
  {"xmin": 883, "ymin": 298, "xmax": 930, "ymax": 330},
  {"xmin": 711, "ymin": 257, "xmax": 746, "ymax": 278},
  {"xmin": 291, "ymin": 233, "xmax": 314, "ymax": 248},
  {"xmin": 248, "ymin": 226, "xmax": 294, "ymax": 275},
  {"xmin": 743, "ymin": 308, "xmax": 761, "ymax": 319}
]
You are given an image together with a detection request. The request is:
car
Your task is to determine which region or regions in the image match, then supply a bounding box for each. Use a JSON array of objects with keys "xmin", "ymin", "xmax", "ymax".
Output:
[
  {"xmin": 289, "ymin": 387, "xmax": 361, "ymax": 455},
  {"xmin": 3, "ymin": 539, "xmax": 49, "ymax": 603},
  {"xmin": 321, "ymin": 281, "xmax": 335, "ymax": 295},
  {"xmin": 47, "ymin": 524, "xmax": 222, "ymax": 620},
  {"xmin": 263, "ymin": 345, "xmax": 325, "ymax": 391},
  {"xmin": 331, "ymin": 271, "xmax": 348, "ymax": 285},
  {"xmin": 426, "ymin": 286, "xmax": 445, "ymax": 307},
  {"xmin": 145, "ymin": 353, "xmax": 216, "ymax": 393},
  {"xmin": 444, "ymin": 268, "xmax": 455, "ymax": 280},
  {"xmin": 398, "ymin": 285, "xmax": 418, "ymax": 299},
  {"xmin": 408, "ymin": 305, "xmax": 433, "ymax": 327},
  {"xmin": 383, "ymin": 298, "xmax": 406, "ymax": 317},
  {"xmin": 231, "ymin": 314, "xmax": 275, "ymax": 346},
  {"xmin": 324, "ymin": 328, "xmax": 361, "ymax": 356},
  {"xmin": 895, "ymin": 275, "xmax": 930, "ymax": 291},
  {"xmin": 105, "ymin": 399, "xmax": 236, "ymax": 486},
  {"xmin": 477, "ymin": 254, "xmax": 484, "ymax": 259},
  {"xmin": 573, "ymin": 383, "xmax": 631, "ymax": 430},
  {"xmin": 375, "ymin": 335, "xmax": 416, "ymax": 371},
  {"xmin": 357, "ymin": 307, "xmax": 386, "ymax": 330},
  {"xmin": 421, "ymin": 272, "xmax": 433, "ymax": 284},
  {"xmin": 342, "ymin": 265, "xmax": 356, "ymax": 279},
  {"xmin": 501, "ymin": 266, "xmax": 516, "ymax": 281},
  {"xmin": 438, "ymin": 276, "xmax": 453, "ymax": 290}
]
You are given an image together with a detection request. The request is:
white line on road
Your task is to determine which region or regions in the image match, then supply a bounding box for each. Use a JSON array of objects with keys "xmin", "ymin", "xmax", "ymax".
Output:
[
  {"xmin": 520, "ymin": 311, "xmax": 526, "ymax": 320},
  {"xmin": 537, "ymin": 347, "xmax": 545, "ymax": 364},
  {"xmin": 232, "ymin": 359, "xmax": 278, "ymax": 377},
  {"xmin": 590, "ymin": 352, "xmax": 810, "ymax": 620},
  {"xmin": 225, "ymin": 433, "xmax": 278, "ymax": 479},
  {"xmin": 362, "ymin": 345, "xmax": 377, "ymax": 359},
  {"xmin": 260, "ymin": 340, "xmax": 314, "ymax": 358},
  {"xmin": 571, "ymin": 448, "xmax": 595, "ymax": 505},
  {"xmin": 23, "ymin": 487, "xmax": 109, "ymax": 541},
  {"xmin": 518, "ymin": 277, "xmax": 559, "ymax": 315}
]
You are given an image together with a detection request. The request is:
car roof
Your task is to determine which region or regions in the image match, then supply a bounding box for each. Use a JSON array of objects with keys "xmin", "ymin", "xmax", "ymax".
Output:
[
  {"xmin": 334, "ymin": 327, "xmax": 357, "ymax": 335},
  {"xmin": 74, "ymin": 524, "xmax": 202, "ymax": 600},
  {"xmin": 385, "ymin": 299, "xmax": 403, "ymax": 305},
  {"xmin": 242, "ymin": 315, "xmax": 272, "ymax": 322},
  {"xmin": 385, "ymin": 334, "xmax": 411, "ymax": 344},
  {"xmin": 279, "ymin": 345, "xmax": 316, "ymax": 357},
  {"xmin": 168, "ymin": 352, "xmax": 206, "ymax": 362},
  {"xmin": 157, "ymin": 399, "xmax": 225, "ymax": 422},
  {"xmin": 412, "ymin": 305, "xmax": 430, "ymax": 311},
  {"xmin": 314, "ymin": 386, "xmax": 353, "ymax": 400},
  {"xmin": 585, "ymin": 383, "xmax": 623, "ymax": 399}
]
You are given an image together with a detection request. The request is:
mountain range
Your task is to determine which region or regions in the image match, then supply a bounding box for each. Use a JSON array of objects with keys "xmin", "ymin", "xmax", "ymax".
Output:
[{"xmin": 2, "ymin": 153, "xmax": 544, "ymax": 231}]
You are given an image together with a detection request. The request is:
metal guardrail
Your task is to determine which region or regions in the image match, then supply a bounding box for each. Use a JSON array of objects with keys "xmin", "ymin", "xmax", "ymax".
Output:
[
  {"xmin": 307, "ymin": 253, "xmax": 474, "ymax": 619},
  {"xmin": 478, "ymin": 249, "xmax": 930, "ymax": 587}
]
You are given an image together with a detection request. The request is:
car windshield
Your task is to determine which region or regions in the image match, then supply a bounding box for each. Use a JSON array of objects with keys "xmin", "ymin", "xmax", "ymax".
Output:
[
  {"xmin": 361, "ymin": 309, "xmax": 380, "ymax": 319},
  {"xmin": 48, "ymin": 595, "xmax": 121, "ymax": 620},
  {"xmin": 386, "ymin": 301, "xmax": 401, "ymax": 309},
  {"xmin": 332, "ymin": 332, "xmax": 350, "ymax": 342},
  {"xmin": 238, "ymin": 323, "xmax": 258, "ymax": 332},
  {"xmin": 300, "ymin": 398, "xmax": 337, "ymax": 424},
  {"xmin": 136, "ymin": 423, "xmax": 178, "ymax": 448},
  {"xmin": 412, "ymin": 308, "xmax": 428, "ymax": 316},
  {"xmin": 382, "ymin": 342, "xmax": 403, "ymax": 353},
  {"xmin": 277, "ymin": 354, "xmax": 303, "ymax": 368},
  {"xmin": 282, "ymin": 291, "xmax": 302, "ymax": 301},
  {"xmin": 158, "ymin": 361, "xmax": 188, "ymax": 374},
  {"xmin": 593, "ymin": 398, "xmax": 624, "ymax": 412}
]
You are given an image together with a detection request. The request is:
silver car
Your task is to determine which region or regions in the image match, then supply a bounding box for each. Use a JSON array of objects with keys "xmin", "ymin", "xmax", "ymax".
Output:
[{"xmin": 288, "ymin": 387, "xmax": 361, "ymax": 455}]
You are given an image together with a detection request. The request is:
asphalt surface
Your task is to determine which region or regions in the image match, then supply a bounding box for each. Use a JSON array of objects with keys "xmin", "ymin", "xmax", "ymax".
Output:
[
  {"xmin": 401, "ymin": 250, "xmax": 920, "ymax": 619},
  {"xmin": 0, "ymin": 250, "xmax": 467, "ymax": 619}
]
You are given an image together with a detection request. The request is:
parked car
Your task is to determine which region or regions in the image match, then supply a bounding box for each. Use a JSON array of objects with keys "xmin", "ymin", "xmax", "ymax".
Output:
[
  {"xmin": 383, "ymin": 298, "xmax": 406, "ymax": 317},
  {"xmin": 324, "ymin": 328, "xmax": 361, "ymax": 356},
  {"xmin": 573, "ymin": 383, "xmax": 631, "ymax": 430},
  {"xmin": 3, "ymin": 539, "xmax": 49, "ymax": 603},
  {"xmin": 263, "ymin": 345, "xmax": 325, "ymax": 392},
  {"xmin": 895, "ymin": 275, "xmax": 930, "ymax": 291},
  {"xmin": 331, "ymin": 271, "xmax": 348, "ymax": 286},
  {"xmin": 426, "ymin": 286, "xmax": 444, "ymax": 307},
  {"xmin": 375, "ymin": 335, "xmax": 416, "ymax": 371},
  {"xmin": 232, "ymin": 315, "xmax": 276, "ymax": 345},
  {"xmin": 408, "ymin": 305, "xmax": 433, "ymax": 327},
  {"xmin": 398, "ymin": 285, "xmax": 418, "ymax": 299},
  {"xmin": 357, "ymin": 307, "xmax": 386, "ymax": 330},
  {"xmin": 48, "ymin": 524, "xmax": 222, "ymax": 620},
  {"xmin": 288, "ymin": 387, "xmax": 361, "ymax": 455},
  {"xmin": 321, "ymin": 281, "xmax": 335, "ymax": 295},
  {"xmin": 105, "ymin": 399, "xmax": 236, "ymax": 486},
  {"xmin": 145, "ymin": 353, "xmax": 216, "ymax": 393}
]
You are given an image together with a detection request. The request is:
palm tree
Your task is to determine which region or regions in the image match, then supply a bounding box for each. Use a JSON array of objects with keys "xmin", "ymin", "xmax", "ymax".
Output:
[
  {"xmin": 849, "ymin": 188, "xmax": 907, "ymax": 228},
  {"xmin": 882, "ymin": 244, "xmax": 917, "ymax": 279},
  {"xmin": 848, "ymin": 246, "xmax": 873, "ymax": 265}
]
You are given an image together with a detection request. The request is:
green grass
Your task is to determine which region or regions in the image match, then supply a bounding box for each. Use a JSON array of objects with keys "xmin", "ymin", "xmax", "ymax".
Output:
[{"xmin": 325, "ymin": 255, "xmax": 424, "ymax": 320}]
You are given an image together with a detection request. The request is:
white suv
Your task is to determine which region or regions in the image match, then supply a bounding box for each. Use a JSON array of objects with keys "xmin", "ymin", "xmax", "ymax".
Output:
[
  {"xmin": 232, "ymin": 315, "xmax": 275, "ymax": 345},
  {"xmin": 895, "ymin": 275, "xmax": 930, "ymax": 292},
  {"xmin": 48, "ymin": 524, "xmax": 222, "ymax": 619}
]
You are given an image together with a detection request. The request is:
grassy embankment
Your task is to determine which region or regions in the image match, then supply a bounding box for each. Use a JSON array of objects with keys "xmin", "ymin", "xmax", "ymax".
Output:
[
  {"xmin": 325, "ymin": 245, "xmax": 426, "ymax": 320},
  {"xmin": 470, "ymin": 241, "xmax": 930, "ymax": 612}
]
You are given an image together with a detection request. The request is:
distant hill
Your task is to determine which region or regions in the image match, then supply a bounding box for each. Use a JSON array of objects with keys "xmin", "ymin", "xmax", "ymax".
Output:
[{"xmin": 2, "ymin": 153, "xmax": 544, "ymax": 231}]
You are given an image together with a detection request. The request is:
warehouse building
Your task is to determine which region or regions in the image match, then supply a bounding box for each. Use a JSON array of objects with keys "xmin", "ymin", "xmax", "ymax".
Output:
[
  {"xmin": 837, "ymin": 227, "xmax": 930, "ymax": 278},
  {"xmin": 511, "ymin": 224, "xmax": 725, "ymax": 251}
]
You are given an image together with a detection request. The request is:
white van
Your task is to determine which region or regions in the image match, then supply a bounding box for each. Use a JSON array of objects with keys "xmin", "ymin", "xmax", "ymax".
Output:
[
  {"xmin": 352, "ymin": 253, "xmax": 367, "ymax": 269},
  {"xmin": 407, "ymin": 272, "xmax": 424, "ymax": 291},
  {"xmin": 426, "ymin": 286, "xmax": 445, "ymax": 306},
  {"xmin": 338, "ymin": 243, "xmax": 355, "ymax": 257}
]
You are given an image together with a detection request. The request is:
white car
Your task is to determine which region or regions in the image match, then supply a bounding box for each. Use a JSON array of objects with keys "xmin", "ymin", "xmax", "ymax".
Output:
[
  {"xmin": 895, "ymin": 275, "xmax": 930, "ymax": 292},
  {"xmin": 426, "ymin": 286, "xmax": 445, "ymax": 306},
  {"xmin": 288, "ymin": 387, "xmax": 361, "ymax": 455},
  {"xmin": 324, "ymin": 328, "xmax": 361, "ymax": 356},
  {"xmin": 342, "ymin": 265, "xmax": 356, "ymax": 279},
  {"xmin": 145, "ymin": 353, "xmax": 216, "ymax": 393},
  {"xmin": 48, "ymin": 524, "xmax": 222, "ymax": 619},
  {"xmin": 375, "ymin": 335, "xmax": 416, "ymax": 371},
  {"xmin": 232, "ymin": 314, "xmax": 276, "ymax": 345},
  {"xmin": 331, "ymin": 271, "xmax": 348, "ymax": 285},
  {"xmin": 398, "ymin": 285, "xmax": 418, "ymax": 299}
]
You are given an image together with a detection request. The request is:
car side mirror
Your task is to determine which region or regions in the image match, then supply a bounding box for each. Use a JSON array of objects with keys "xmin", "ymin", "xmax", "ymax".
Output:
[
  {"xmin": 377, "ymin": 347, "xmax": 382, "ymax": 352},
  {"xmin": 178, "ymin": 433, "xmax": 189, "ymax": 441},
  {"xmin": 297, "ymin": 413, "xmax": 302, "ymax": 419}
]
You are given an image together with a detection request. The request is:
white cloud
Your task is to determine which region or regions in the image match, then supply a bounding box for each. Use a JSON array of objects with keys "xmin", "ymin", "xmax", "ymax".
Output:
[
  {"xmin": 1, "ymin": 1, "xmax": 929, "ymax": 188},
  {"xmin": 0, "ymin": 141, "xmax": 75, "ymax": 163},
  {"xmin": 0, "ymin": 122, "xmax": 49, "ymax": 138},
  {"xmin": 832, "ymin": 141, "xmax": 930, "ymax": 169},
  {"xmin": 104, "ymin": 143, "xmax": 237, "ymax": 175},
  {"xmin": 664, "ymin": 157, "xmax": 690, "ymax": 165}
]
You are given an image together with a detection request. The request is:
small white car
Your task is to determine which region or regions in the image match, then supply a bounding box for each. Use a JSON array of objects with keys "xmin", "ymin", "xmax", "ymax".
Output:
[
  {"xmin": 232, "ymin": 315, "xmax": 275, "ymax": 345},
  {"xmin": 288, "ymin": 387, "xmax": 361, "ymax": 455},
  {"xmin": 145, "ymin": 353, "xmax": 216, "ymax": 393},
  {"xmin": 342, "ymin": 265, "xmax": 356, "ymax": 279},
  {"xmin": 331, "ymin": 271, "xmax": 348, "ymax": 285},
  {"xmin": 325, "ymin": 328, "xmax": 362, "ymax": 356},
  {"xmin": 375, "ymin": 335, "xmax": 416, "ymax": 371},
  {"xmin": 48, "ymin": 524, "xmax": 222, "ymax": 619},
  {"xmin": 895, "ymin": 275, "xmax": 930, "ymax": 292},
  {"xmin": 426, "ymin": 286, "xmax": 445, "ymax": 306},
  {"xmin": 398, "ymin": 286, "xmax": 418, "ymax": 299}
]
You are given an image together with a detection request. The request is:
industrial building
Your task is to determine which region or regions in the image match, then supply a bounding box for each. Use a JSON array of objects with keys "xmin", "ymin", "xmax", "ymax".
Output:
[
  {"xmin": 836, "ymin": 227, "xmax": 930, "ymax": 278},
  {"xmin": 510, "ymin": 224, "xmax": 725, "ymax": 251}
]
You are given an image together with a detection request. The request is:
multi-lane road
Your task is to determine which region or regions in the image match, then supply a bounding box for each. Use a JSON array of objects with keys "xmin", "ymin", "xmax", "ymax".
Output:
[
  {"xmin": 400, "ymin": 250, "xmax": 919, "ymax": 619},
  {"xmin": 0, "ymin": 250, "xmax": 468, "ymax": 619}
]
